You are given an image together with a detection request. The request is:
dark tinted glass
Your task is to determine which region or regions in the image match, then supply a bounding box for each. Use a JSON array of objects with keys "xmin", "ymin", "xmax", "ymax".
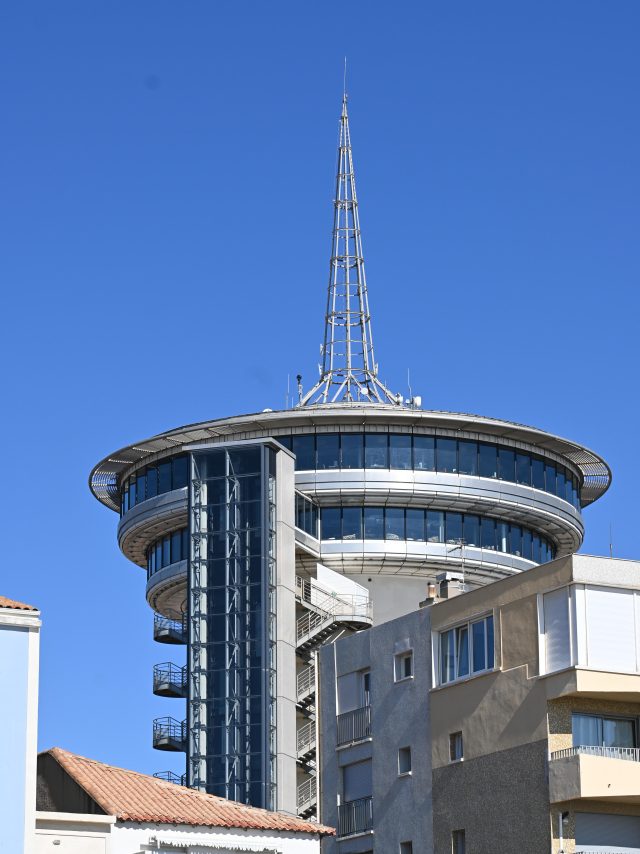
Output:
[
  {"xmin": 522, "ymin": 528, "xmax": 533, "ymax": 561},
  {"xmin": 136, "ymin": 469, "xmax": 146, "ymax": 502},
  {"xmin": 464, "ymin": 514, "xmax": 480, "ymax": 546},
  {"xmin": 481, "ymin": 517, "xmax": 496, "ymax": 550},
  {"xmin": 171, "ymin": 530, "xmax": 182, "ymax": 562},
  {"xmin": 292, "ymin": 435, "xmax": 315, "ymax": 470},
  {"xmin": 364, "ymin": 507, "xmax": 384, "ymax": 539},
  {"xmin": 341, "ymin": 434, "xmax": 364, "ymax": 469},
  {"xmin": 556, "ymin": 467, "xmax": 566, "ymax": 500},
  {"xmin": 509, "ymin": 524, "xmax": 522, "ymax": 556},
  {"xmin": 413, "ymin": 436, "xmax": 435, "ymax": 471},
  {"xmin": 487, "ymin": 616, "xmax": 495, "ymax": 668},
  {"xmin": 532, "ymin": 534, "xmax": 541, "ymax": 563},
  {"xmin": 342, "ymin": 507, "xmax": 362, "ymax": 540},
  {"xmin": 498, "ymin": 448, "xmax": 515, "ymax": 482},
  {"xmin": 496, "ymin": 522, "xmax": 509, "ymax": 552},
  {"xmin": 158, "ymin": 461, "xmax": 172, "ymax": 493},
  {"xmin": 365, "ymin": 434, "xmax": 388, "ymax": 469},
  {"xmin": 229, "ymin": 447, "xmax": 261, "ymax": 475},
  {"xmin": 389, "ymin": 435, "xmax": 412, "ymax": 470},
  {"xmin": 406, "ymin": 509, "xmax": 425, "ymax": 540},
  {"xmin": 446, "ymin": 513, "xmax": 462, "ymax": 543},
  {"xmin": 516, "ymin": 453, "xmax": 530, "ymax": 486},
  {"xmin": 129, "ymin": 477, "xmax": 137, "ymax": 507},
  {"xmin": 277, "ymin": 435, "xmax": 292, "ymax": 450},
  {"xmin": 173, "ymin": 455, "xmax": 189, "ymax": 489},
  {"xmin": 531, "ymin": 457, "xmax": 545, "ymax": 490},
  {"xmin": 545, "ymin": 462, "xmax": 556, "ymax": 494},
  {"xmin": 162, "ymin": 535, "xmax": 171, "ymax": 565},
  {"xmin": 478, "ymin": 443, "xmax": 498, "ymax": 478},
  {"xmin": 427, "ymin": 511, "xmax": 444, "ymax": 542},
  {"xmin": 565, "ymin": 472, "xmax": 573, "ymax": 504},
  {"xmin": 146, "ymin": 466, "xmax": 158, "ymax": 498},
  {"xmin": 436, "ymin": 438, "xmax": 457, "ymax": 473},
  {"xmin": 316, "ymin": 434, "xmax": 340, "ymax": 470},
  {"xmin": 386, "ymin": 508, "xmax": 405, "ymax": 540},
  {"xmin": 321, "ymin": 508, "xmax": 341, "ymax": 540},
  {"xmin": 458, "ymin": 441, "xmax": 478, "ymax": 475}
]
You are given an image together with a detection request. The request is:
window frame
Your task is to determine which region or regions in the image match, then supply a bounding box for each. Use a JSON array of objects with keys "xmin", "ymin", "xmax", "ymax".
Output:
[
  {"xmin": 449, "ymin": 731, "xmax": 464, "ymax": 763},
  {"xmin": 394, "ymin": 650, "xmax": 414, "ymax": 683},
  {"xmin": 438, "ymin": 613, "xmax": 495, "ymax": 686},
  {"xmin": 397, "ymin": 746, "xmax": 412, "ymax": 776}
]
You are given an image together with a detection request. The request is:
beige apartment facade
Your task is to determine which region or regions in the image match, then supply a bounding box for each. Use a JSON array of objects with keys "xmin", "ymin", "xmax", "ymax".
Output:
[{"xmin": 430, "ymin": 554, "xmax": 640, "ymax": 854}]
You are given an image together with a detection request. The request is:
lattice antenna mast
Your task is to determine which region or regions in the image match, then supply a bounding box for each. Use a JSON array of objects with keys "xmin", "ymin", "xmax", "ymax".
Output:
[{"xmin": 300, "ymin": 93, "xmax": 399, "ymax": 406}]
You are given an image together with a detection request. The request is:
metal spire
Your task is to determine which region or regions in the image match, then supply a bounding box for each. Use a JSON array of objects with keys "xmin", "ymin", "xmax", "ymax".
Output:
[{"xmin": 299, "ymin": 91, "xmax": 399, "ymax": 406}]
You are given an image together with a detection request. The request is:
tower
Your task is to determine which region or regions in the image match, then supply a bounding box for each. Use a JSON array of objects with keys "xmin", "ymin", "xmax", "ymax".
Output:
[{"xmin": 89, "ymin": 92, "xmax": 611, "ymax": 819}]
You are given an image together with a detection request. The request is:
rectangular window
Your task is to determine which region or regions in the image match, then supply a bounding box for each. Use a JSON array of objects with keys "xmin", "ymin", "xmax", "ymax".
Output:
[
  {"xmin": 413, "ymin": 435, "xmax": 435, "ymax": 471},
  {"xmin": 136, "ymin": 469, "xmax": 146, "ymax": 503},
  {"xmin": 446, "ymin": 513, "xmax": 462, "ymax": 544},
  {"xmin": 158, "ymin": 461, "xmax": 172, "ymax": 493},
  {"xmin": 516, "ymin": 452, "xmax": 531, "ymax": 486},
  {"xmin": 436, "ymin": 437, "xmax": 457, "ymax": 473},
  {"xmin": 364, "ymin": 433, "xmax": 388, "ymax": 469},
  {"xmin": 146, "ymin": 466, "xmax": 158, "ymax": 499},
  {"xmin": 400, "ymin": 844, "xmax": 413, "ymax": 854},
  {"xmin": 463, "ymin": 514, "xmax": 480, "ymax": 547},
  {"xmin": 385, "ymin": 508, "xmax": 405, "ymax": 541},
  {"xmin": 522, "ymin": 528, "xmax": 533, "ymax": 561},
  {"xmin": 480, "ymin": 517, "xmax": 496, "ymax": 550},
  {"xmin": 556, "ymin": 466, "xmax": 566, "ymax": 500},
  {"xmin": 171, "ymin": 530, "xmax": 182, "ymax": 563},
  {"xmin": 341, "ymin": 433, "xmax": 364, "ymax": 469},
  {"xmin": 452, "ymin": 829, "xmax": 465, "ymax": 854},
  {"xmin": 394, "ymin": 651, "xmax": 413, "ymax": 681},
  {"xmin": 162, "ymin": 535, "xmax": 171, "ymax": 566},
  {"xmin": 572, "ymin": 713, "xmax": 637, "ymax": 749},
  {"xmin": 364, "ymin": 507, "xmax": 384, "ymax": 540},
  {"xmin": 509, "ymin": 524, "xmax": 522, "ymax": 557},
  {"xmin": 316, "ymin": 434, "xmax": 340, "ymax": 470},
  {"xmin": 427, "ymin": 510, "xmax": 444, "ymax": 543},
  {"xmin": 449, "ymin": 731, "xmax": 463, "ymax": 762},
  {"xmin": 405, "ymin": 509, "xmax": 425, "ymax": 541},
  {"xmin": 458, "ymin": 440, "xmax": 478, "ymax": 475},
  {"xmin": 478, "ymin": 443, "xmax": 497, "ymax": 478},
  {"xmin": 498, "ymin": 447, "xmax": 515, "ymax": 482},
  {"xmin": 390, "ymin": 434, "xmax": 412, "ymax": 469},
  {"xmin": 321, "ymin": 508, "xmax": 341, "ymax": 540},
  {"xmin": 440, "ymin": 615, "xmax": 494, "ymax": 684},
  {"xmin": 172, "ymin": 455, "xmax": 189, "ymax": 489},
  {"xmin": 342, "ymin": 507, "xmax": 362, "ymax": 541},
  {"xmin": 292, "ymin": 435, "xmax": 315, "ymax": 470},
  {"xmin": 398, "ymin": 746, "xmax": 412, "ymax": 775},
  {"xmin": 545, "ymin": 461, "xmax": 556, "ymax": 494}
]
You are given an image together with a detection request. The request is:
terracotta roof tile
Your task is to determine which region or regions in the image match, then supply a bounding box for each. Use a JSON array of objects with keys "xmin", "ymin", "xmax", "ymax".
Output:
[
  {"xmin": 43, "ymin": 748, "xmax": 333, "ymax": 835},
  {"xmin": 0, "ymin": 595, "xmax": 37, "ymax": 611}
]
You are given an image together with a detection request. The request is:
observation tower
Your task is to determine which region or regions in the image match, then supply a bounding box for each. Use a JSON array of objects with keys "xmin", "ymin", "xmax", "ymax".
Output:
[{"xmin": 89, "ymin": 92, "xmax": 611, "ymax": 820}]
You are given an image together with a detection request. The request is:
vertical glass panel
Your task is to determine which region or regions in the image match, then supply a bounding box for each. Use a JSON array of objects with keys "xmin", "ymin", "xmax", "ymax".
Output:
[
  {"xmin": 321, "ymin": 508, "xmax": 341, "ymax": 540},
  {"xmin": 458, "ymin": 440, "xmax": 478, "ymax": 475},
  {"xmin": 136, "ymin": 469, "xmax": 146, "ymax": 502},
  {"xmin": 277, "ymin": 435, "xmax": 292, "ymax": 450},
  {"xmin": 162, "ymin": 535, "xmax": 171, "ymax": 566},
  {"xmin": 522, "ymin": 528, "xmax": 533, "ymax": 561},
  {"xmin": 341, "ymin": 434, "xmax": 364, "ymax": 469},
  {"xmin": 229, "ymin": 447, "xmax": 261, "ymax": 475},
  {"xmin": 472, "ymin": 620, "xmax": 486, "ymax": 672},
  {"xmin": 129, "ymin": 477, "xmax": 137, "ymax": 507},
  {"xmin": 498, "ymin": 448, "xmax": 515, "ymax": 482},
  {"xmin": 545, "ymin": 462, "xmax": 556, "ymax": 495},
  {"xmin": 463, "ymin": 515, "xmax": 480, "ymax": 547},
  {"xmin": 316, "ymin": 434, "xmax": 340, "ymax": 470},
  {"xmin": 478, "ymin": 443, "xmax": 498, "ymax": 478},
  {"xmin": 486, "ymin": 616, "xmax": 494, "ymax": 669},
  {"xmin": 426, "ymin": 511, "xmax": 445, "ymax": 543},
  {"xmin": 556, "ymin": 467, "xmax": 566, "ymax": 500},
  {"xmin": 342, "ymin": 507, "xmax": 362, "ymax": 540},
  {"xmin": 480, "ymin": 517, "xmax": 496, "ymax": 550},
  {"xmin": 155, "ymin": 541, "xmax": 162, "ymax": 569},
  {"xmin": 531, "ymin": 457, "xmax": 545, "ymax": 490},
  {"xmin": 406, "ymin": 509, "xmax": 425, "ymax": 541},
  {"xmin": 364, "ymin": 507, "xmax": 384, "ymax": 539},
  {"xmin": 365, "ymin": 434, "xmax": 388, "ymax": 469},
  {"xmin": 182, "ymin": 528, "xmax": 189, "ymax": 558},
  {"xmin": 436, "ymin": 438, "xmax": 457, "ymax": 473},
  {"xmin": 292, "ymin": 435, "xmax": 315, "ymax": 470},
  {"xmin": 122, "ymin": 481, "xmax": 129, "ymax": 513},
  {"xmin": 572, "ymin": 714, "xmax": 601, "ymax": 747},
  {"xmin": 146, "ymin": 465, "xmax": 158, "ymax": 498},
  {"xmin": 532, "ymin": 534, "xmax": 541, "ymax": 563},
  {"xmin": 516, "ymin": 453, "xmax": 531, "ymax": 486},
  {"xmin": 389, "ymin": 434, "xmax": 412, "ymax": 470},
  {"xmin": 413, "ymin": 435, "xmax": 435, "ymax": 471},
  {"xmin": 158, "ymin": 461, "xmax": 172, "ymax": 493},
  {"xmin": 172, "ymin": 455, "xmax": 188, "ymax": 489},
  {"xmin": 385, "ymin": 508, "xmax": 405, "ymax": 541},
  {"xmin": 565, "ymin": 471, "xmax": 573, "ymax": 504},
  {"xmin": 509, "ymin": 524, "xmax": 522, "ymax": 556},
  {"xmin": 497, "ymin": 521, "xmax": 509, "ymax": 553},
  {"xmin": 603, "ymin": 718, "xmax": 636, "ymax": 748},
  {"xmin": 456, "ymin": 625, "xmax": 469, "ymax": 678},
  {"xmin": 446, "ymin": 513, "xmax": 462, "ymax": 544},
  {"xmin": 440, "ymin": 629, "xmax": 455, "ymax": 684},
  {"xmin": 171, "ymin": 530, "xmax": 182, "ymax": 562}
]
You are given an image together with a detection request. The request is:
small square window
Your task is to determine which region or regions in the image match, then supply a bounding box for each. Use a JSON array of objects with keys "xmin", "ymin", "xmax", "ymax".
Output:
[
  {"xmin": 449, "ymin": 731, "xmax": 463, "ymax": 762},
  {"xmin": 398, "ymin": 746, "xmax": 412, "ymax": 775},
  {"xmin": 400, "ymin": 843, "xmax": 413, "ymax": 854},
  {"xmin": 452, "ymin": 829, "xmax": 465, "ymax": 854},
  {"xmin": 394, "ymin": 651, "xmax": 413, "ymax": 681}
]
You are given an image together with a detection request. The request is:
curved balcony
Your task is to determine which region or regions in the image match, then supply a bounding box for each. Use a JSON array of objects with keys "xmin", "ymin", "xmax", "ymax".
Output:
[
  {"xmin": 152, "ymin": 717, "xmax": 187, "ymax": 752},
  {"xmin": 153, "ymin": 613, "xmax": 187, "ymax": 645},
  {"xmin": 153, "ymin": 662, "xmax": 187, "ymax": 698},
  {"xmin": 117, "ymin": 489, "xmax": 188, "ymax": 566}
]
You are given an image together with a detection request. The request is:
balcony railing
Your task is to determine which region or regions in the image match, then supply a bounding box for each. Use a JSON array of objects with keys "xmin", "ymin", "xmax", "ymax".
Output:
[
  {"xmin": 297, "ymin": 776, "xmax": 317, "ymax": 810},
  {"xmin": 153, "ymin": 770, "xmax": 186, "ymax": 785},
  {"xmin": 153, "ymin": 662, "xmax": 188, "ymax": 698},
  {"xmin": 337, "ymin": 796, "xmax": 373, "ymax": 837},
  {"xmin": 153, "ymin": 716, "xmax": 187, "ymax": 752},
  {"xmin": 337, "ymin": 705, "xmax": 372, "ymax": 746},
  {"xmin": 297, "ymin": 721, "xmax": 316, "ymax": 757},
  {"xmin": 551, "ymin": 745, "xmax": 640, "ymax": 762},
  {"xmin": 153, "ymin": 613, "xmax": 187, "ymax": 645},
  {"xmin": 297, "ymin": 664, "xmax": 315, "ymax": 702}
]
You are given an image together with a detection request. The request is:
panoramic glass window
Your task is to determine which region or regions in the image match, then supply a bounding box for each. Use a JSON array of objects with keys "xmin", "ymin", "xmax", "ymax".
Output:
[
  {"xmin": 364, "ymin": 506, "xmax": 384, "ymax": 539},
  {"xmin": 498, "ymin": 448, "xmax": 515, "ymax": 482},
  {"xmin": 436, "ymin": 437, "xmax": 457, "ymax": 473},
  {"xmin": 458, "ymin": 440, "xmax": 478, "ymax": 475},
  {"xmin": 316, "ymin": 434, "xmax": 340, "ymax": 470},
  {"xmin": 413, "ymin": 435, "xmax": 435, "ymax": 471},
  {"xmin": 478, "ymin": 443, "xmax": 498, "ymax": 478},
  {"xmin": 341, "ymin": 433, "xmax": 364, "ymax": 469},
  {"xmin": 390, "ymin": 434, "xmax": 412, "ymax": 470},
  {"xmin": 365, "ymin": 433, "xmax": 388, "ymax": 469},
  {"xmin": 440, "ymin": 615, "xmax": 494, "ymax": 685},
  {"xmin": 342, "ymin": 507, "xmax": 363, "ymax": 540},
  {"xmin": 121, "ymin": 454, "xmax": 190, "ymax": 515}
]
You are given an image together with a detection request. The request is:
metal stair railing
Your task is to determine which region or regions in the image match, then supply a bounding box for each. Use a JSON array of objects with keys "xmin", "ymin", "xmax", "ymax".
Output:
[
  {"xmin": 153, "ymin": 662, "xmax": 187, "ymax": 693},
  {"xmin": 297, "ymin": 721, "xmax": 316, "ymax": 756},
  {"xmin": 297, "ymin": 776, "xmax": 317, "ymax": 811},
  {"xmin": 295, "ymin": 576, "xmax": 372, "ymax": 645},
  {"xmin": 297, "ymin": 664, "xmax": 315, "ymax": 701}
]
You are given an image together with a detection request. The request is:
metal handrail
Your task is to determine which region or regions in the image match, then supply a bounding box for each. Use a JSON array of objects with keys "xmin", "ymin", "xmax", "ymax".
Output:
[
  {"xmin": 297, "ymin": 664, "xmax": 315, "ymax": 699},
  {"xmin": 337, "ymin": 705, "xmax": 372, "ymax": 746},
  {"xmin": 295, "ymin": 576, "xmax": 372, "ymax": 643},
  {"xmin": 153, "ymin": 770, "xmax": 186, "ymax": 785},
  {"xmin": 153, "ymin": 716, "xmax": 187, "ymax": 743},
  {"xmin": 551, "ymin": 745, "xmax": 640, "ymax": 762},
  {"xmin": 337, "ymin": 796, "xmax": 373, "ymax": 837},
  {"xmin": 153, "ymin": 662, "xmax": 187, "ymax": 688},
  {"xmin": 297, "ymin": 776, "xmax": 317, "ymax": 809},
  {"xmin": 297, "ymin": 721, "xmax": 316, "ymax": 754},
  {"xmin": 153, "ymin": 613, "xmax": 187, "ymax": 641}
]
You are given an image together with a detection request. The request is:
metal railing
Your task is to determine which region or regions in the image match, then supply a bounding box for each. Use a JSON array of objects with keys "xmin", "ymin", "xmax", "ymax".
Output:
[
  {"xmin": 152, "ymin": 717, "xmax": 187, "ymax": 751},
  {"xmin": 295, "ymin": 576, "xmax": 372, "ymax": 644},
  {"xmin": 551, "ymin": 745, "xmax": 640, "ymax": 763},
  {"xmin": 297, "ymin": 721, "xmax": 316, "ymax": 755},
  {"xmin": 337, "ymin": 796, "xmax": 373, "ymax": 837},
  {"xmin": 153, "ymin": 613, "xmax": 187, "ymax": 644},
  {"xmin": 297, "ymin": 664, "xmax": 315, "ymax": 700},
  {"xmin": 297, "ymin": 776, "xmax": 317, "ymax": 810},
  {"xmin": 153, "ymin": 662, "xmax": 187, "ymax": 695},
  {"xmin": 337, "ymin": 705, "xmax": 372, "ymax": 746},
  {"xmin": 153, "ymin": 770, "xmax": 186, "ymax": 785}
]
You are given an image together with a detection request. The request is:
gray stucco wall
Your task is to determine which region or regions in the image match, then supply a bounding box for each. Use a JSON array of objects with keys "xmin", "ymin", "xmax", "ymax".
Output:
[
  {"xmin": 319, "ymin": 607, "xmax": 433, "ymax": 853},
  {"xmin": 432, "ymin": 740, "xmax": 550, "ymax": 853}
]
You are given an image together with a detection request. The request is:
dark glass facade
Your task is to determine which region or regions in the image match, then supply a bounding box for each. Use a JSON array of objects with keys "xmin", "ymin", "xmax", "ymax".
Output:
[
  {"xmin": 189, "ymin": 446, "xmax": 277, "ymax": 810},
  {"xmin": 146, "ymin": 527, "xmax": 189, "ymax": 580},
  {"xmin": 295, "ymin": 491, "xmax": 319, "ymax": 537},
  {"xmin": 121, "ymin": 454, "xmax": 188, "ymax": 515},
  {"xmin": 319, "ymin": 506, "xmax": 555, "ymax": 563},
  {"xmin": 277, "ymin": 433, "xmax": 581, "ymax": 509}
]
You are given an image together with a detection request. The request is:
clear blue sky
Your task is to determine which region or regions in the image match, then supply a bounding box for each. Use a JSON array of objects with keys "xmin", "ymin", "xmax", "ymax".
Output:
[{"xmin": 1, "ymin": 2, "xmax": 638, "ymax": 777}]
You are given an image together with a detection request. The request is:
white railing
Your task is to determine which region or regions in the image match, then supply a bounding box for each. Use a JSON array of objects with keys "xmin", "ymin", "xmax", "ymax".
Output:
[
  {"xmin": 297, "ymin": 721, "xmax": 316, "ymax": 755},
  {"xmin": 297, "ymin": 664, "xmax": 315, "ymax": 700},
  {"xmin": 297, "ymin": 776, "xmax": 317, "ymax": 810},
  {"xmin": 295, "ymin": 576, "xmax": 372, "ymax": 644},
  {"xmin": 551, "ymin": 745, "xmax": 640, "ymax": 763}
]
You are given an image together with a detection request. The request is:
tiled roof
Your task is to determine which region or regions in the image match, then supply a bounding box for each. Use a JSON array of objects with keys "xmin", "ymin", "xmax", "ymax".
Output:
[
  {"xmin": 0, "ymin": 595, "xmax": 37, "ymax": 611},
  {"xmin": 43, "ymin": 748, "xmax": 333, "ymax": 835}
]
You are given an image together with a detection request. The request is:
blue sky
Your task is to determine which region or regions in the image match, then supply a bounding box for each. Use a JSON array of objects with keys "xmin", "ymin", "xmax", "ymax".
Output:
[{"xmin": 1, "ymin": 2, "xmax": 638, "ymax": 777}]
